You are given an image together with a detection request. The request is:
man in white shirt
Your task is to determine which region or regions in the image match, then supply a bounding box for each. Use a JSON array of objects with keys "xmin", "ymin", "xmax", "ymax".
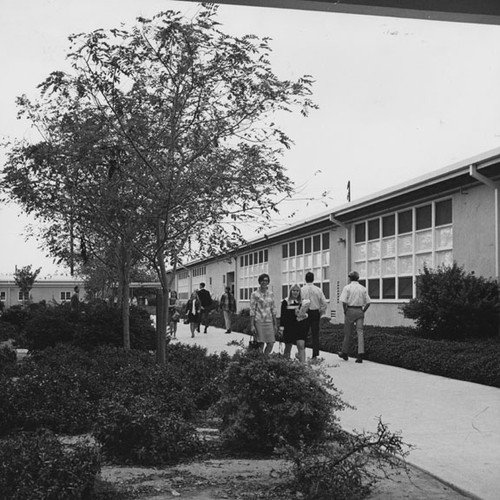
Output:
[
  {"xmin": 301, "ymin": 271, "xmax": 328, "ymax": 359},
  {"xmin": 339, "ymin": 271, "xmax": 371, "ymax": 363}
]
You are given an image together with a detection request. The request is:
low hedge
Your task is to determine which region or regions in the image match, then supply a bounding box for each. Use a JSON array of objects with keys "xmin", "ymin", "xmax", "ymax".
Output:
[
  {"xmin": 212, "ymin": 309, "xmax": 500, "ymax": 388},
  {"xmin": 312, "ymin": 320, "xmax": 500, "ymax": 388}
]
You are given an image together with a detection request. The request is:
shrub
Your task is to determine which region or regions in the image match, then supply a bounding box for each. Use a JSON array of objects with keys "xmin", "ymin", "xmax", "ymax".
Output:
[
  {"xmin": 0, "ymin": 429, "xmax": 100, "ymax": 499},
  {"xmin": 165, "ymin": 343, "xmax": 231, "ymax": 411},
  {"xmin": 215, "ymin": 351, "xmax": 348, "ymax": 454},
  {"xmin": 93, "ymin": 393, "xmax": 201, "ymax": 465},
  {"xmin": 401, "ymin": 263, "xmax": 499, "ymax": 339},
  {"xmin": 23, "ymin": 300, "xmax": 156, "ymax": 351},
  {"xmin": 0, "ymin": 345, "xmax": 17, "ymax": 377}
]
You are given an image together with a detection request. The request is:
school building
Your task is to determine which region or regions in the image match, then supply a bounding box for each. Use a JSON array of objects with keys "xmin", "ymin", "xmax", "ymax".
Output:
[
  {"xmin": 0, "ymin": 275, "xmax": 84, "ymax": 309},
  {"xmin": 169, "ymin": 147, "xmax": 500, "ymax": 327}
]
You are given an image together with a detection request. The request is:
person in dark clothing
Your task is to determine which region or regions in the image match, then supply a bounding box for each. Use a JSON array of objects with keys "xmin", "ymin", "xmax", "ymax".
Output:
[
  {"xmin": 279, "ymin": 284, "xmax": 307, "ymax": 362},
  {"xmin": 70, "ymin": 286, "xmax": 80, "ymax": 314},
  {"xmin": 196, "ymin": 282, "xmax": 213, "ymax": 333}
]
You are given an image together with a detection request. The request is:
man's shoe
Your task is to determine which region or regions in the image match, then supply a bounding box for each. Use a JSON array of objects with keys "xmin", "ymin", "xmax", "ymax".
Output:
[
  {"xmin": 196, "ymin": 327, "xmax": 200, "ymax": 333},
  {"xmin": 355, "ymin": 357, "xmax": 363, "ymax": 363},
  {"xmin": 338, "ymin": 352, "xmax": 348, "ymax": 361},
  {"xmin": 204, "ymin": 329, "xmax": 208, "ymax": 334},
  {"xmin": 224, "ymin": 330, "xmax": 231, "ymax": 334}
]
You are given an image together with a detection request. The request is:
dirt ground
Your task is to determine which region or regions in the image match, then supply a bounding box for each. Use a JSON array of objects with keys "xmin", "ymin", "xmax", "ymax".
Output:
[{"xmin": 97, "ymin": 457, "xmax": 472, "ymax": 499}]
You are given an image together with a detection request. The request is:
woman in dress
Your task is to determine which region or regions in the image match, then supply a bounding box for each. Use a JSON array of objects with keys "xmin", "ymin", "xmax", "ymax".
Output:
[
  {"xmin": 185, "ymin": 291, "xmax": 201, "ymax": 338},
  {"xmin": 279, "ymin": 284, "xmax": 307, "ymax": 363},
  {"xmin": 168, "ymin": 290, "xmax": 181, "ymax": 339},
  {"xmin": 249, "ymin": 273, "xmax": 277, "ymax": 355}
]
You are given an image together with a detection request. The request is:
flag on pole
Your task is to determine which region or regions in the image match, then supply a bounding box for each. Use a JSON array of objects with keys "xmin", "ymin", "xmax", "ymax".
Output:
[{"xmin": 347, "ymin": 180, "xmax": 351, "ymax": 202}]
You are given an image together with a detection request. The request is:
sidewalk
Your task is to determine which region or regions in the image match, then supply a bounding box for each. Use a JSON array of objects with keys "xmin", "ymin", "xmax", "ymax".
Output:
[{"xmin": 172, "ymin": 323, "xmax": 500, "ymax": 500}]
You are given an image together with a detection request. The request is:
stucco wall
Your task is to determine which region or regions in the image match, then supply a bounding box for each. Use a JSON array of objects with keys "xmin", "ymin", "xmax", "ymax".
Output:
[{"xmin": 453, "ymin": 183, "xmax": 496, "ymax": 278}]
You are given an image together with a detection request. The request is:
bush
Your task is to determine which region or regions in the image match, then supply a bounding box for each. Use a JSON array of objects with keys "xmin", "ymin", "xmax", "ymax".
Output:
[
  {"xmin": 215, "ymin": 351, "xmax": 348, "ymax": 454},
  {"xmin": 0, "ymin": 344, "xmax": 223, "ymax": 436},
  {"xmin": 0, "ymin": 345, "xmax": 17, "ymax": 377},
  {"xmin": 165, "ymin": 343, "xmax": 231, "ymax": 411},
  {"xmin": 401, "ymin": 263, "xmax": 499, "ymax": 339},
  {"xmin": 314, "ymin": 322, "xmax": 500, "ymax": 388},
  {"xmin": 23, "ymin": 301, "xmax": 156, "ymax": 351},
  {"xmin": 0, "ymin": 429, "xmax": 100, "ymax": 499},
  {"xmin": 93, "ymin": 393, "xmax": 201, "ymax": 465}
]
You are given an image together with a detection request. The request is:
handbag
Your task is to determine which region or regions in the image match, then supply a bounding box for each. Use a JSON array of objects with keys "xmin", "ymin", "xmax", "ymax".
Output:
[
  {"xmin": 248, "ymin": 337, "xmax": 261, "ymax": 350},
  {"xmin": 171, "ymin": 311, "xmax": 180, "ymax": 322}
]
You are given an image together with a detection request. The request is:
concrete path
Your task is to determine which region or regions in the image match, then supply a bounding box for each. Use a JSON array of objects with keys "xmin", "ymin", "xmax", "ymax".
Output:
[{"xmin": 172, "ymin": 323, "xmax": 500, "ymax": 500}]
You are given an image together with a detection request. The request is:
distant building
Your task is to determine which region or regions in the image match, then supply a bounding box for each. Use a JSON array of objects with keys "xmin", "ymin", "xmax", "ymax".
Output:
[
  {"xmin": 0, "ymin": 274, "xmax": 84, "ymax": 309},
  {"xmin": 167, "ymin": 148, "xmax": 500, "ymax": 327}
]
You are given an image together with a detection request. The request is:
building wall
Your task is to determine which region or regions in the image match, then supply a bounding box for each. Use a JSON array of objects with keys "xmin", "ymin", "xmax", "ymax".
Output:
[
  {"xmin": 170, "ymin": 177, "xmax": 498, "ymax": 328},
  {"xmin": 453, "ymin": 183, "xmax": 496, "ymax": 278},
  {"xmin": 0, "ymin": 281, "xmax": 83, "ymax": 309}
]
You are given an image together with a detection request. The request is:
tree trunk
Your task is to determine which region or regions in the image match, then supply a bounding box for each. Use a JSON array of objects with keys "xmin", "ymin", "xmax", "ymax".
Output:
[{"xmin": 122, "ymin": 279, "xmax": 131, "ymax": 350}]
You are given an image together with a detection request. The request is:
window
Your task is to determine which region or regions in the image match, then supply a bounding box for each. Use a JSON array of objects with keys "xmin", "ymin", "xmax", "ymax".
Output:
[
  {"xmin": 398, "ymin": 210, "xmax": 412, "ymax": 234},
  {"xmin": 355, "ymin": 223, "xmax": 366, "ymax": 243},
  {"xmin": 0, "ymin": 291, "xmax": 6, "ymax": 301},
  {"xmin": 18, "ymin": 291, "xmax": 29, "ymax": 301},
  {"xmin": 353, "ymin": 199, "xmax": 452, "ymax": 300},
  {"xmin": 60, "ymin": 291, "xmax": 71, "ymax": 302},
  {"xmin": 281, "ymin": 232, "xmax": 331, "ymax": 300},
  {"xmin": 368, "ymin": 219, "xmax": 380, "ymax": 240},
  {"xmin": 238, "ymin": 248, "xmax": 269, "ymax": 300}
]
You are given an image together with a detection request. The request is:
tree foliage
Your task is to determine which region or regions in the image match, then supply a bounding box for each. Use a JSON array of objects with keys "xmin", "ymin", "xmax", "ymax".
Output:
[
  {"xmin": 1, "ymin": 6, "xmax": 317, "ymax": 356},
  {"xmin": 13, "ymin": 265, "xmax": 42, "ymax": 303}
]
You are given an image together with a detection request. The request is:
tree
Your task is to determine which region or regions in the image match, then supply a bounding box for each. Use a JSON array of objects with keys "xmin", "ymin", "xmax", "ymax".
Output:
[
  {"xmin": 1, "ymin": 6, "xmax": 317, "ymax": 362},
  {"xmin": 13, "ymin": 265, "xmax": 41, "ymax": 305}
]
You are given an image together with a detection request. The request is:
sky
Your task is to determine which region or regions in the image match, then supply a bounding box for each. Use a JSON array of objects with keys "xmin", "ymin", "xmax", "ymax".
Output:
[{"xmin": 2, "ymin": 0, "xmax": 500, "ymax": 276}]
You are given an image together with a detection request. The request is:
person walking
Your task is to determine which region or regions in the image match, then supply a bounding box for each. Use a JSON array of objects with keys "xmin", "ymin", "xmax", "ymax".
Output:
[
  {"xmin": 168, "ymin": 290, "xmax": 181, "ymax": 339},
  {"xmin": 250, "ymin": 273, "xmax": 278, "ymax": 355},
  {"xmin": 279, "ymin": 284, "xmax": 307, "ymax": 362},
  {"xmin": 197, "ymin": 282, "xmax": 213, "ymax": 333},
  {"xmin": 186, "ymin": 291, "xmax": 202, "ymax": 338},
  {"xmin": 338, "ymin": 271, "xmax": 371, "ymax": 363},
  {"xmin": 220, "ymin": 286, "xmax": 236, "ymax": 333},
  {"xmin": 300, "ymin": 272, "xmax": 328, "ymax": 360},
  {"xmin": 70, "ymin": 286, "xmax": 80, "ymax": 315}
]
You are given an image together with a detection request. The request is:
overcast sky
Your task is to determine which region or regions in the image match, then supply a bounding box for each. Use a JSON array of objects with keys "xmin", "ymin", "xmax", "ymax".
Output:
[{"xmin": 2, "ymin": 0, "xmax": 500, "ymax": 275}]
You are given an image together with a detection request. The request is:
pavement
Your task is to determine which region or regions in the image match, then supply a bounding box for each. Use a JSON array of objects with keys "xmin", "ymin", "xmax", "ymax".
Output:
[{"xmin": 171, "ymin": 323, "xmax": 500, "ymax": 500}]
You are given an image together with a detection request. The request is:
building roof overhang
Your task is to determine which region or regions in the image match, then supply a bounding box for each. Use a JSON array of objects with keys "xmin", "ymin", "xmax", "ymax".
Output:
[{"xmin": 201, "ymin": 1, "xmax": 500, "ymax": 26}]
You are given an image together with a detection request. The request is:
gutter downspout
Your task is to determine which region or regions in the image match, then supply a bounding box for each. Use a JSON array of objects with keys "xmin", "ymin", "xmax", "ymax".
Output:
[
  {"xmin": 330, "ymin": 215, "xmax": 349, "ymax": 323},
  {"xmin": 469, "ymin": 165, "xmax": 500, "ymax": 280}
]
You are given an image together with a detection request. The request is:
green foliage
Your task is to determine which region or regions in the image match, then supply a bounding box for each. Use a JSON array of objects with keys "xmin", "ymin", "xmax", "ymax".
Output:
[
  {"xmin": 282, "ymin": 420, "xmax": 410, "ymax": 500},
  {"xmin": 401, "ymin": 263, "xmax": 499, "ymax": 339},
  {"xmin": 13, "ymin": 264, "xmax": 42, "ymax": 301},
  {"xmin": 215, "ymin": 351, "xmax": 347, "ymax": 454},
  {"xmin": 0, "ymin": 429, "xmax": 100, "ymax": 500},
  {"xmin": 22, "ymin": 300, "xmax": 156, "ymax": 351},
  {"xmin": 0, "ymin": 343, "xmax": 229, "ymax": 437},
  {"xmin": 316, "ymin": 322, "xmax": 500, "ymax": 388},
  {"xmin": 165, "ymin": 343, "xmax": 231, "ymax": 411},
  {"xmin": 0, "ymin": 304, "xmax": 32, "ymax": 329},
  {"xmin": 93, "ymin": 393, "xmax": 201, "ymax": 465},
  {"xmin": 0, "ymin": 345, "xmax": 17, "ymax": 377}
]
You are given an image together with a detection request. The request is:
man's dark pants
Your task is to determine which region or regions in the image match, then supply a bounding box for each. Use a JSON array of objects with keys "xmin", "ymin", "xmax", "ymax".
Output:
[{"xmin": 306, "ymin": 310, "xmax": 321, "ymax": 358}]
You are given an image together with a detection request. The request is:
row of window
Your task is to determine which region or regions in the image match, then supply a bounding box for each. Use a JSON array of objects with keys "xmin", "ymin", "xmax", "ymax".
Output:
[
  {"xmin": 0, "ymin": 291, "xmax": 74, "ymax": 302},
  {"xmin": 240, "ymin": 249, "xmax": 269, "ymax": 267},
  {"xmin": 353, "ymin": 199, "xmax": 453, "ymax": 299}
]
